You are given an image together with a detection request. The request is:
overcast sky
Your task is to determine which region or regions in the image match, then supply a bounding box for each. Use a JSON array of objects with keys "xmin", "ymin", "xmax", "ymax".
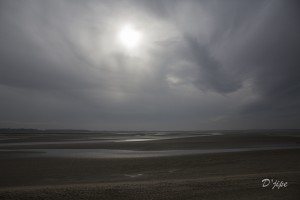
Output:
[{"xmin": 0, "ymin": 0, "xmax": 300, "ymax": 130}]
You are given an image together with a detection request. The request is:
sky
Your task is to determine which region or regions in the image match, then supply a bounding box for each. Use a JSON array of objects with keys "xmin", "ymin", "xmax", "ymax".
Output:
[{"xmin": 0, "ymin": 0, "xmax": 300, "ymax": 130}]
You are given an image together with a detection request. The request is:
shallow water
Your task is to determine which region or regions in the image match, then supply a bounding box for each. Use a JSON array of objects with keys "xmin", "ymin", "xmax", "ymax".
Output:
[
  {"xmin": 1, "ymin": 145, "xmax": 300, "ymax": 159},
  {"xmin": 0, "ymin": 132, "xmax": 221, "ymax": 147}
]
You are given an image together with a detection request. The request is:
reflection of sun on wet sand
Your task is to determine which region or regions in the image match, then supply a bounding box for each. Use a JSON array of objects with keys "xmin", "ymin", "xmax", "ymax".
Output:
[
  {"xmin": 0, "ymin": 130, "xmax": 299, "ymax": 199},
  {"xmin": 124, "ymin": 173, "xmax": 143, "ymax": 178}
]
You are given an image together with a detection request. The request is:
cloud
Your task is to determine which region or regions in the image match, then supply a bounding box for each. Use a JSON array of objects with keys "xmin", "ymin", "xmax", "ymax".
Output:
[{"xmin": 0, "ymin": 0, "xmax": 299, "ymax": 130}]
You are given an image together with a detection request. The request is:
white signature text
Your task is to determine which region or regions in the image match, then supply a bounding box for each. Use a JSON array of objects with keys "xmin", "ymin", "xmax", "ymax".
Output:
[{"xmin": 261, "ymin": 178, "xmax": 288, "ymax": 189}]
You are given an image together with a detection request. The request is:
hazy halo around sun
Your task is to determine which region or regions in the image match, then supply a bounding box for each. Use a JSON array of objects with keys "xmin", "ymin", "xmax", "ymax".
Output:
[{"xmin": 118, "ymin": 23, "xmax": 142, "ymax": 50}]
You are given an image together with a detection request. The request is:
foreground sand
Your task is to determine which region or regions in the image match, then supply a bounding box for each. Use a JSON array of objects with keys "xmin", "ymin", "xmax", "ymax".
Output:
[
  {"xmin": 0, "ymin": 131, "xmax": 299, "ymax": 199},
  {"xmin": 0, "ymin": 174, "xmax": 299, "ymax": 200},
  {"xmin": 0, "ymin": 149, "xmax": 299, "ymax": 200}
]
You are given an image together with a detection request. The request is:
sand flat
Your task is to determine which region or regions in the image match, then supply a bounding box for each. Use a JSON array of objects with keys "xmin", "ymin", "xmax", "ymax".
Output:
[{"xmin": 0, "ymin": 131, "xmax": 299, "ymax": 199}]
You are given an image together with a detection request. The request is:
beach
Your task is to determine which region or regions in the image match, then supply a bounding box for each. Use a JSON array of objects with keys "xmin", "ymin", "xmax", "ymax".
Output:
[{"xmin": 0, "ymin": 130, "xmax": 299, "ymax": 199}]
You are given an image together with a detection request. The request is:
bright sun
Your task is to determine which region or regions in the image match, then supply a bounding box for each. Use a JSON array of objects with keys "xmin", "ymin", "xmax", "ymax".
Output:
[{"xmin": 118, "ymin": 24, "xmax": 142, "ymax": 49}]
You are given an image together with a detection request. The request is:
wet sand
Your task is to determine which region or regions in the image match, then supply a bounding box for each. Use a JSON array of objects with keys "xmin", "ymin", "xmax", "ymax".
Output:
[{"xmin": 0, "ymin": 130, "xmax": 299, "ymax": 199}]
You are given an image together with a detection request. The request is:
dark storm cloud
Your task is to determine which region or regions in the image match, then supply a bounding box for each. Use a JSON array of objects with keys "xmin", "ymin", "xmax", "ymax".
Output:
[
  {"xmin": 0, "ymin": 0, "xmax": 300, "ymax": 130},
  {"xmin": 183, "ymin": 35, "xmax": 241, "ymax": 93},
  {"xmin": 226, "ymin": 1, "xmax": 300, "ymax": 115}
]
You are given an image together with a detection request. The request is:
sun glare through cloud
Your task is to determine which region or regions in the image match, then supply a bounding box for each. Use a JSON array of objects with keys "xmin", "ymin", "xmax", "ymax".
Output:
[{"xmin": 118, "ymin": 23, "xmax": 142, "ymax": 50}]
